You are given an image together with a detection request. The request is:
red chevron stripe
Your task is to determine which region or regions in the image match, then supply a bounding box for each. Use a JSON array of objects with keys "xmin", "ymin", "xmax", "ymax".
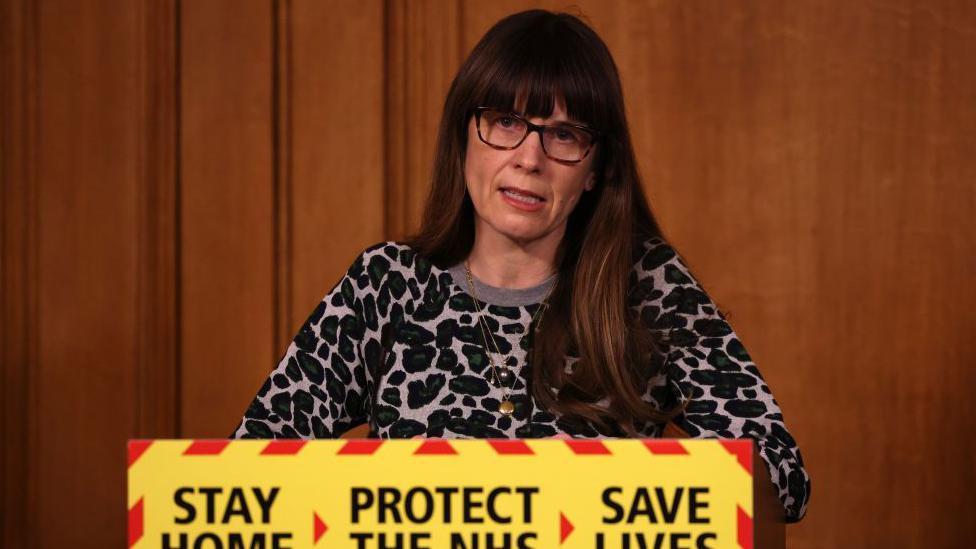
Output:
[
  {"xmin": 183, "ymin": 440, "xmax": 230, "ymax": 455},
  {"xmin": 565, "ymin": 440, "xmax": 611, "ymax": 455},
  {"xmin": 414, "ymin": 440, "xmax": 457, "ymax": 455},
  {"xmin": 642, "ymin": 439, "xmax": 688, "ymax": 454},
  {"xmin": 720, "ymin": 440, "xmax": 753, "ymax": 475},
  {"xmin": 261, "ymin": 440, "xmax": 307, "ymax": 455},
  {"xmin": 338, "ymin": 440, "xmax": 384, "ymax": 455},
  {"xmin": 737, "ymin": 505, "xmax": 753, "ymax": 549},
  {"xmin": 487, "ymin": 440, "xmax": 534, "ymax": 455},
  {"xmin": 128, "ymin": 440, "xmax": 153, "ymax": 467},
  {"xmin": 127, "ymin": 497, "xmax": 144, "ymax": 547}
]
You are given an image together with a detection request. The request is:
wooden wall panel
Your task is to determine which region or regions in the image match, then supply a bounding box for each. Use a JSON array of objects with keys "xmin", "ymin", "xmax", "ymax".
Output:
[
  {"xmin": 180, "ymin": 1, "xmax": 275, "ymax": 437},
  {"xmin": 385, "ymin": 0, "xmax": 465, "ymax": 240},
  {"xmin": 0, "ymin": 0, "xmax": 152, "ymax": 546},
  {"xmin": 34, "ymin": 1, "xmax": 142, "ymax": 545},
  {"xmin": 285, "ymin": 0, "xmax": 385, "ymax": 342},
  {"xmin": 791, "ymin": 5, "xmax": 976, "ymax": 546},
  {"xmin": 136, "ymin": 0, "xmax": 180, "ymax": 446},
  {"xmin": 3, "ymin": 0, "xmax": 179, "ymax": 545},
  {"xmin": 1, "ymin": 1, "xmax": 38, "ymax": 546}
]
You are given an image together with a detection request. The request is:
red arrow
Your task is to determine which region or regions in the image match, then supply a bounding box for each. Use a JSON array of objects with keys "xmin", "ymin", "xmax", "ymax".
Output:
[
  {"xmin": 560, "ymin": 512, "xmax": 574, "ymax": 544},
  {"xmin": 314, "ymin": 512, "xmax": 328, "ymax": 544}
]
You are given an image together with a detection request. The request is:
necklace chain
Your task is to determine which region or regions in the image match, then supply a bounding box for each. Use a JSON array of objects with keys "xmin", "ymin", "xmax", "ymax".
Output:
[{"xmin": 463, "ymin": 262, "xmax": 556, "ymax": 415}]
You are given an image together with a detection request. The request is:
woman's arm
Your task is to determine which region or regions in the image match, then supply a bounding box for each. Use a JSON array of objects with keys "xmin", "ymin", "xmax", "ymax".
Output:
[
  {"xmin": 631, "ymin": 238, "xmax": 811, "ymax": 522},
  {"xmin": 231, "ymin": 251, "xmax": 375, "ymax": 439}
]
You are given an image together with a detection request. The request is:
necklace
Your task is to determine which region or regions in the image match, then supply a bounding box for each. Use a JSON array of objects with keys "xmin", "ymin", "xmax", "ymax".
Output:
[{"xmin": 463, "ymin": 262, "xmax": 556, "ymax": 416}]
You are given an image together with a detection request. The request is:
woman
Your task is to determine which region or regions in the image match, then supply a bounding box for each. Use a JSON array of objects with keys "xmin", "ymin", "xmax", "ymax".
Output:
[{"xmin": 233, "ymin": 10, "xmax": 810, "ymax": 522}]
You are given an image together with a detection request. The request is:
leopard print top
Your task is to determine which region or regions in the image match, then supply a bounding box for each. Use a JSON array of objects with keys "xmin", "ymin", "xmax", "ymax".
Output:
[{"xmin": 232, "ymin": 238, "xmax": 811, "ymax": 522}]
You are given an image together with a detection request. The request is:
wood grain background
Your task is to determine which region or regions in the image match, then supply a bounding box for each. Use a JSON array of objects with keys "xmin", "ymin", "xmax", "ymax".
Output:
[{"xmin": 3, "ymin": 1, "xmax": 974, "ymax": 547}]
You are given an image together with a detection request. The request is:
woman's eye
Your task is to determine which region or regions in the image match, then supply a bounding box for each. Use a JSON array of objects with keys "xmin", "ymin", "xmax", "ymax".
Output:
[
  {"xmin": 497, "ymin": 117, "xmax": 516, "ymax": 128},
  {"xmin": 554, "ymin": 129, "xmax": 578, "ymax": 143}
]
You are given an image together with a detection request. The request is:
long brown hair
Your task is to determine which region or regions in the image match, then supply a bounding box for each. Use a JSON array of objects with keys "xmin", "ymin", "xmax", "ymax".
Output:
[{"xmin": 408, "ymin": 10, "xmax": 676, "ymax": 436}]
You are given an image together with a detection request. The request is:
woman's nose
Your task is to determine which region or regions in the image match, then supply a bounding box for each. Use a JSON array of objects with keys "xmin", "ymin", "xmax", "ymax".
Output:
[{"xmin": 513, "ymin": 129, "xmax": 547, "ymax": 171}]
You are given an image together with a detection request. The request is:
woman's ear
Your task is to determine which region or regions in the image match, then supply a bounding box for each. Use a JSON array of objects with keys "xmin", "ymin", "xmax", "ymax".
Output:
[{"xmin": 584, "ymin": 172, "xmax": 596, "ymax": 191}]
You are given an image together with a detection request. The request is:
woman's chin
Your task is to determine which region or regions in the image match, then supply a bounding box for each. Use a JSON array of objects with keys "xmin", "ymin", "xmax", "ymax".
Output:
[
  {"xmin": 496, "ymin": 224, "xmax": 557, "ymax": 246},
  {"xmin": 476, "ymin": 211, "xmax": 562, "ymax": 246}
]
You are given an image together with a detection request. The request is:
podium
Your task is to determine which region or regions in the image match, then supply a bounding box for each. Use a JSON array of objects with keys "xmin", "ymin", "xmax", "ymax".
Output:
[
  {"xmin": 127, "ymin": 439, "xmax": 785, "ymax": 548},
  {"xmin": 749, "ymin": 444, "xmax": 786, "ymax": 549}
]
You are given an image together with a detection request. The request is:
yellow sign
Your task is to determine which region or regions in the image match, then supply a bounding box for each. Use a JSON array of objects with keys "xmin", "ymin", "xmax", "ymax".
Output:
[{"xmin": 127, "ymin": 439, "xmax": 755, "ymax": 549}]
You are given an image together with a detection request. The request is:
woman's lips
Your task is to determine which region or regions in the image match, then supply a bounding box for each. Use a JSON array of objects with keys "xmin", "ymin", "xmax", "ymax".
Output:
[{"xmin": 499, "ymin": 187, "xmax": 546, "ymax": 212}]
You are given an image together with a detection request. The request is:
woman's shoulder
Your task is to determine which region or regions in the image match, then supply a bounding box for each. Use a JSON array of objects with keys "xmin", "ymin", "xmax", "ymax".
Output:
[
  {"xmin": 346, "ymin": 241, "xmax": 440, "ymax": 290},
  {"xmin": 628, "ymin": 236, "xmax": 708, "ymax": 307},
  {"xmin": 356, "ymin": 241, "xmax": 435, "ymax": 270},
  {"xmin": 358, "ymin": 240, "xmax": 415, "ymax": 263},
  {"xmin": 631, "ymin": 236, "xmax": 685, "ymax": 275}
]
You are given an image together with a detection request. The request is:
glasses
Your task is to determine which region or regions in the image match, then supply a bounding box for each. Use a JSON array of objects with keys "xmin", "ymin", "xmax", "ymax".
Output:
[{"xmin": 471, "ymin": 107, "xmax": 600, "ymax": 163}]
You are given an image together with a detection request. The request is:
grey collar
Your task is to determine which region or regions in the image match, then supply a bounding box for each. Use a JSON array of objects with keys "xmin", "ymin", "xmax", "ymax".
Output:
[{"xmin": 447, "ymin": 263, "xmax": 556, "ymax": 307}]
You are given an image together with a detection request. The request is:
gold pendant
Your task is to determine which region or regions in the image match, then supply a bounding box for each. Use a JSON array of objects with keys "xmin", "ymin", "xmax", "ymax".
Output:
[{"xmin": 498, "ymin": 399, "xmax": 515, "ymax": 415}]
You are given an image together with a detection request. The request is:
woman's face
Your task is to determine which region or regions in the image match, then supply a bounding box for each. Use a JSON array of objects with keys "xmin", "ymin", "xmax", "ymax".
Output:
[{"xmin": 464, "ymin": 100, "xmax": 597, "ymax": 249}]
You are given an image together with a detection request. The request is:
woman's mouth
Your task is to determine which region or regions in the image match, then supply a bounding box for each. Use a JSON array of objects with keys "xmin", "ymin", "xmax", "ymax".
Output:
[{"xmin": 499, "ymin": 187, "xmax": 546, "ymax": 212}]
